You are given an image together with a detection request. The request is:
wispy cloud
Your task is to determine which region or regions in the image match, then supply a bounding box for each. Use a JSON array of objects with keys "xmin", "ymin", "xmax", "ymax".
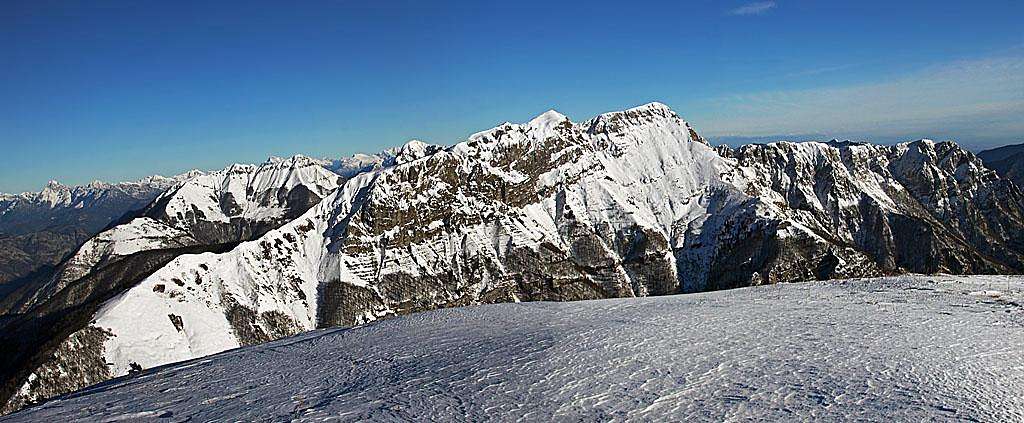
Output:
[
  {"xmin": 785, "ymin": 63, "xmax": 860, "ymax": 78},
  {"xmin": 692, "ymin": 54, "xmax": 1024, "ymax": 148},
  {"xmin": 729, "ymin": 1, "xmax": 776, "ymax": 16}
]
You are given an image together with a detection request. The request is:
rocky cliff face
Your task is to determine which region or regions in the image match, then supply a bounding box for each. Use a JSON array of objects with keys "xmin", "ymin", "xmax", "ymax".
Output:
[
  {"xmin": 722, "ymin": 139, "xmax": 1024, "ymax": 282},
  {"xmin": 4, "ymin": 103, "xmax": 1024, "ymax": 414}
]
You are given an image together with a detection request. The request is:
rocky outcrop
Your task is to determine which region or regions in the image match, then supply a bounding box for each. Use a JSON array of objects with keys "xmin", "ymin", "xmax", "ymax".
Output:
[{"xmin": 726, "ymin": 139, "xmax": 1024, "ymax": 279}]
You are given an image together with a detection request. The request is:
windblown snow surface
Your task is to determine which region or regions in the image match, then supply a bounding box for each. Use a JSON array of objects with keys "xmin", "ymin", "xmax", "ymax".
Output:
[{"xmin": 5, "ymin": 275, "xmax": 1024, "ymax": 422}]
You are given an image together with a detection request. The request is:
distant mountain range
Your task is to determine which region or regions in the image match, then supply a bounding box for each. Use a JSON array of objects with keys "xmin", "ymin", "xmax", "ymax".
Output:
[
  {"xmin": 978, "ymin": 142, "xmax": 1024, "ymax": 187},
  {"xmin": 0, "ymin": 146, "xmax": 416, "ymax": 308},
  {"xmin": 1, "ymin": 103, "xmax": 1023, "ymax": 414},
  {"xmin": 0, "ymin": 175, "xmax": 198, "ymax": 293}
]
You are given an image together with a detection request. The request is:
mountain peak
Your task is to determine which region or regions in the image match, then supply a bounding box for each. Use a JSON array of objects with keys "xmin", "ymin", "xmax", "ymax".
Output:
[
  {"xmin": 590, "ymin": 101, "xmax": 683, "ymax": 128},
  {"xmin": 400, "ymin": 139, "xmax": 430, "ymax": 151},
  {"xmin": 393, "ymin": 140, "xmax": 443, "ymax": 165},
  {"xmin": 630, "ymin": 101, "xmax": 674, "ymax": 113},
  {"xmin": 262, "ymin": 154, "xmax": 330, "ymax": 170},
  {"xmin": 265, "ymin": 154, "xmax": 304, "ymax": 164},
  {"xmin": 527, "ymin": 110, "xmax": 569, "ymax": 134},
  {"xmin": 825, "ymin": 139, "xmax": 868, "ymax": 148},
  {"xmin": 177, "ymin": 169, "xmax": 205, "ymax": 180},
  {"xmin": 583, "ymin": 101, "xmax": 705, "ymax": 145}
]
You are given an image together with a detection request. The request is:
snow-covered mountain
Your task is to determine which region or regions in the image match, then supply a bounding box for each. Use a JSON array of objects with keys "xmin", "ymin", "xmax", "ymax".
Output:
[
  {"xmin": 0, "ymin": 145, "xmax": 438, "ymax": 413},
  {"xmin": 324, "ymin": 140, "xmax": 443, "ymax": 177},
  {"xmin": 0, "ymin": 176, "xmax": 199, "ymax": 225},
  {"xmin": 978, "ymin": 142, "xmax": 1024, "ymax": 187},
  {"xmin": 3, "ymin": 103, "xmax": 1023, "ymax": 414},
  {"xmin": 715, "ymin": 139, "xmax": 1024, "ymax": 287},
  {"xmin": 3, "ymin": 155, "xmax": 342, "ymax": 315},
  {"xmin": 0, "ymin": 147, "xmax": 418, "ymax": 315},
  {"xmin": 0, "ymin": 174, "xmax": 200, "ymax": 288},
  {"xmin": 4, "ymin": 275, "xmax": 1022, "ymax": 422},
  {"xmin": 0, "ymin": 146, "xmax": 414, "ymax": 295}
]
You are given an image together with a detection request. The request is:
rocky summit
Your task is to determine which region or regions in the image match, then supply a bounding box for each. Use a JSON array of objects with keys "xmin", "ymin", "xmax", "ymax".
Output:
[{"xmin": 2, "ymin": 103, "xmax": 1023, "ymax": 414}]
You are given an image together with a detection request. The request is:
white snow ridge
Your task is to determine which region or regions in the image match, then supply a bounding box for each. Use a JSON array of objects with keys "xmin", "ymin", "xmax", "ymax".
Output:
[{"xmin": 4, "ymin": 275, "xmax": 1023, "ymax": 422}]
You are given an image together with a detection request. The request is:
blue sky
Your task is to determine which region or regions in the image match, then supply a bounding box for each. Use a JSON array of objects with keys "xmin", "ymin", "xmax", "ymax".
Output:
[{"xmin": 2, "ymin": 0, "xmax": 1022, "ymax": 192}]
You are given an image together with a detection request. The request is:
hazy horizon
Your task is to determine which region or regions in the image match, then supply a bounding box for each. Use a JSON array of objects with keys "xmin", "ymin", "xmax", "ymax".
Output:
[{"xmin": 2, "ymin": 0, "xmax": 1022, "ymax": 192}]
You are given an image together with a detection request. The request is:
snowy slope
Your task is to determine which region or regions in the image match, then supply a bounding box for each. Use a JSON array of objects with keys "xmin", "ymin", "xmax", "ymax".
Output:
[
  {"xmin": 5, "ymin": 103, "xmax": 1024, "ymax": 415},
  {"xmin": 0, "ymin": 147, "xmax": 442, "ymax": 413},
  {"xmin": 1, "ymin": 145, "xmax": 416, "ymax": 301},
  {"xmin": 4, "ymin": 275, "xmax": 1023, "ymax": 422},
  {"xmin": 7, "ymin": 155, "xmax": 342, "ymax": 314},
  {"xmin": 22, "ymin": 146, "xmax": 435, "ymax": 310}
]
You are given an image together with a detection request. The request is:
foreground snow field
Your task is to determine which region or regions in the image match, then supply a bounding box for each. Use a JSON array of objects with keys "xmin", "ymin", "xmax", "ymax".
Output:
[{"xmin": 5, "ymin": 275, "xmax": 1024, "ymax": 422}]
